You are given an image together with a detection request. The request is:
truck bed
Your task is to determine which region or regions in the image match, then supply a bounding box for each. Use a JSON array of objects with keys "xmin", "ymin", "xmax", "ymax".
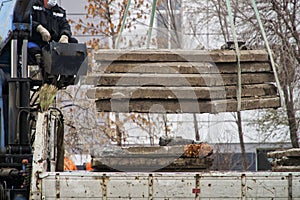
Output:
[{"xmin": 37, "ymin": 171, "xmax": 300, "ymax": 199}]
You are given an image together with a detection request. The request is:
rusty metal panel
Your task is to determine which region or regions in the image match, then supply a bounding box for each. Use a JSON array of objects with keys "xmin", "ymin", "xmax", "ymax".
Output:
[
  {"xmin": 106, "ymin": 174, "xmax": 149, "ymax": 198},
  {"xmin": 152, "ymin": 174, "xmax": 195, "ymax": 198},
  {"xmin": 199, "ymin": 175, "xmax": 242, "ymax": 198},
  {"xmin": 39, "ymin": 172, "xmax": 300, "ymax": 199},
  {"xmin": 41, "ymin": 172, "xmax": 103, "ymax": 199},
  {"xmin": 43, "ymin": 199, "xmax": 101, "ymax": 200},
  {"xmin": 292, "ymin": 174, "xmax": 300, "ymax": 198},
  {"xmin": 246, "ymin": 175, "xmax": 288, "ymax": 198}
]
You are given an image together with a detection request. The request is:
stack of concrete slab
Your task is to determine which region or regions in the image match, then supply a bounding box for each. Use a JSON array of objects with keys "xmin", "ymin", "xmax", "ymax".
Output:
[
  {"xmin": 91, "ymin": 143, "xmax": 214, "ymax": 172},
  {"xmin": 86, "ymin": 49, "xmax": 280, "ymax": 113},
  {"xmin": 267, "ymin": 148, "xmax": 300, "ymax": 172}
]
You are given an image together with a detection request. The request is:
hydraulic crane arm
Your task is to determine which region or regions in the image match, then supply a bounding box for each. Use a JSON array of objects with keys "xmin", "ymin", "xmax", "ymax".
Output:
[{"xmin": 0, "ymin": 0, "xmax": 33, "ymax": 54}]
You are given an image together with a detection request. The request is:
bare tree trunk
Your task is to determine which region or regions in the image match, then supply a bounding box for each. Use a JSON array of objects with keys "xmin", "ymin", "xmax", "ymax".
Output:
[
  {"xmin": 147, "ymin": 114, "xmax": 154, "ymax": 145},
  {"xmin": 286, "ymin": 104, "xmax": 299, "ymax": 148},
  {"xmin": 56, "ymin": 114, "xmax": 65, "ymax": 172},
  {"xmin": 163, "ymin": 114, "xmax": 169, "ymax": 137},
  {"xmin": 115, "ymin": 113, "xmax": 122, "ymax": 146},
  {"xmin": 193, "ymin": 113, "xmax": 200, "ymax": 141},
  {"xmin": 237, "ymin": 111, "xmax": 248, "ymax": 171},
  {"xmin": 284, "ymin": 88, "xmax": 299, "ymax": 148}
]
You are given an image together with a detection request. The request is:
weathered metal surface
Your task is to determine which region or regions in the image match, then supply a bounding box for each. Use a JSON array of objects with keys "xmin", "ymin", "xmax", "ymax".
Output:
[
  {"xmin": 40, "ymin": 172, "xmax": 103, "ymax": 199},
  {"xmin": 30, "ymin": 112, "xmax": 48, "ymax": 200},
  {"xmin": 39, "ymin": 172, "xmax": 300, "ymax": 199},
  {"xmin": 245, "ymin": 175, "xmax": 290, "ymax": 198}
]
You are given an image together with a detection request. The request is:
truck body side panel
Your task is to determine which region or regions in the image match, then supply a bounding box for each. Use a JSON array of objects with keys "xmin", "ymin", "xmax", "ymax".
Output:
[{"xmin": 39, "ymin": 172, "xmax": 300, "ymax": 199}]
